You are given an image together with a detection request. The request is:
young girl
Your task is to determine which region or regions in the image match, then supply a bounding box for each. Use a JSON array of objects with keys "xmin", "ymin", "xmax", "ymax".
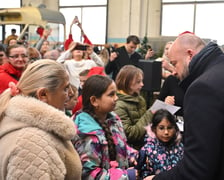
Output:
[
  {"xmin": 115, "ymin": 65, "xmax": 153, "ymax": 150},
  {"xmin": 56, "ymin": 41, "xmax": 104, "ymax": 88},
  {"xmin": 136, "ymin": 109, "xmax": 184, "ymax": 178},
  {"xmin": 73, "ymin": 75, "xmax": 138, "ymax": 180}
]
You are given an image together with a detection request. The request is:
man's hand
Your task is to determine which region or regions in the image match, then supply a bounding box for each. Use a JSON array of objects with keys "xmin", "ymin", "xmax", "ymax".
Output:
[
  {"xmin": 165, "ymin": 96, "xmax": 175, "ymax": 105},
  {"xmin": 109, "ymin": 52, "xmax": 118, "ymax": 62}
]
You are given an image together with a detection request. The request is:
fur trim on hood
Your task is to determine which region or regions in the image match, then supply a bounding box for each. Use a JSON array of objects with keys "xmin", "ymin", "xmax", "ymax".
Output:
[{"xmin": 4, "ymin": 95, "xmax": 76, "ymax": 140}]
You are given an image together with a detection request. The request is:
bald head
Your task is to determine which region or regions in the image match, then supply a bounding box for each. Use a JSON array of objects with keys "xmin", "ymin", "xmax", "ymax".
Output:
[
  {"xmin": 168, "ymin": 33, "xmax": 206, "ymax": 80},
  {"xmin": 175, "ymin": 33, "xmax": 206, "ymax": 53}
]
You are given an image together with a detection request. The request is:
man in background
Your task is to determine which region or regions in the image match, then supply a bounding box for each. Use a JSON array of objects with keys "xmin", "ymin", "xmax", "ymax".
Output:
[
  {"xmin": 4, "ymin": 28, "xmax": 18, "ymax": 45},
  {"xmin": 105, "ymin": 35, "xmax": 142, "ymax": 80}
]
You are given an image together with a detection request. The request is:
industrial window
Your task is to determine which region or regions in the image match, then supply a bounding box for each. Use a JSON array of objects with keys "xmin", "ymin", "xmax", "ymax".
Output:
[
  {"xmin": 162, "ymin": 0, "xmax": 224, "ymax": 45},
  {"xmin": 59, "ymin": 0, "xmax": 107, "ymax": 44}
]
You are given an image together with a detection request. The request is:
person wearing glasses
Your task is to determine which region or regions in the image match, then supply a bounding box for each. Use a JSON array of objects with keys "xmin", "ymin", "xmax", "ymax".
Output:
[
  {"xmin": 135, "ymin": 109, "xmax": 183, "ymax": 179},
  {"xmin": 0, "ymin": 44, "xmax": 28, "ymax": 94}
]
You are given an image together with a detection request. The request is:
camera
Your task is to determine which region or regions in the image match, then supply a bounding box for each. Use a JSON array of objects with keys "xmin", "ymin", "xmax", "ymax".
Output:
[
  {"xmin": 74, "ymin": 44, "xmax": 88, "ymax": 51},
  {"xmin": 109, "ymin": 46, "xmax": 119, "ymax": 56}
]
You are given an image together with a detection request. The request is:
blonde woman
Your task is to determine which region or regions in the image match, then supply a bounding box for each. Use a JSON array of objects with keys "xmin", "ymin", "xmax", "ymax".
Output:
[{"xmin": 0, "ymin": 60, "xmax": 82, "ymax": 180}]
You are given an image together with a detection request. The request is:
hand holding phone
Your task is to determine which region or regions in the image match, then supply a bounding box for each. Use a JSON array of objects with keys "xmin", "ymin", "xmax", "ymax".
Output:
[{"xmin": 73, "ymin": 16, "xmax": 79, "ymax": 24}]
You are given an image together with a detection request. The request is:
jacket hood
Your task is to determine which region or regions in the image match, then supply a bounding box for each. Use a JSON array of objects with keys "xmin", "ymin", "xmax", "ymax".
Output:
[
  {"xmin": 75, "ymin": 112, "xmax": 102, "ymax": 134},
  {"xmin": 75, "ymin": 111, "xmax": 118, "ymax": 134},
  {"xmin": 1, "ymin": 95, "xmax": 76, "ymax": 140},
  {"xmin": 180, "ymin": 42, "xmax": 223, "ymax": 91}
]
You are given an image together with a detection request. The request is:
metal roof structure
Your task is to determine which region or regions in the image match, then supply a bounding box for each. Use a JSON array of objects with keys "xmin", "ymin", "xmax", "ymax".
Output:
[
  {"xmin": 0, "ymin": 6, "xmax": 65, "ymax": 26},
  {"xmin": 0, "ymin": 6, "xmax": 66, "ymax": 40}
]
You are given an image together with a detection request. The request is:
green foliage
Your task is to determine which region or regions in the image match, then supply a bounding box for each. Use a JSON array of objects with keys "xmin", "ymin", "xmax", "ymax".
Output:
[
  {"xmin": 137, "ymin": 36, "xmax": 151, "ymax": 58},
  {"xmin": 157, "ymin": 46, "xmax": 164, "ymax": 58}
]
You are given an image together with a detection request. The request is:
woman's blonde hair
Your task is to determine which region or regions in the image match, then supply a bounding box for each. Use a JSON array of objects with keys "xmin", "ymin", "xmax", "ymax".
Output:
[{"xmin": 0, "ymin": 59, "xmax": 68, "ymax": 119}]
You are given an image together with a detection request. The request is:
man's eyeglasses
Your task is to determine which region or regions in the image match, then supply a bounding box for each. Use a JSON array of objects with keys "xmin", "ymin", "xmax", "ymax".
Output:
[{"xmin": 9, "ymin": 54, "xmax": 28, "ymax": 59}]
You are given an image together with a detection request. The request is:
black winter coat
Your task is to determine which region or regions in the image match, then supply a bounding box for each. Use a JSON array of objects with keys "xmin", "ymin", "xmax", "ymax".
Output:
[{"xmin": 154, "ymin": 42, "xmax": 224, "ymax": 180}]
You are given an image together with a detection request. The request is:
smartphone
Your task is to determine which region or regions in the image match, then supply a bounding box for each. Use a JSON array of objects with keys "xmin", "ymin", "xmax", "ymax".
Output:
[{"xmin": 74, "ymin": 44, "xmax": 88, "ymax": 51}]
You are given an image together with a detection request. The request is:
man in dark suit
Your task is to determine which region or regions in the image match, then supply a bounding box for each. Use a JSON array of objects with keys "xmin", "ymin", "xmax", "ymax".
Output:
[{"xmin": 105, "ymin": 35, "xmax": 142, "ymax": 80}]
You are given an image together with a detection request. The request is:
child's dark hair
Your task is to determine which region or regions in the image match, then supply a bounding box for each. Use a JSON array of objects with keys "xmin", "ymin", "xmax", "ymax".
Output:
[
  {"xmin": 151, "ymin": 109, "xmax": 179, "ymax": 132},
  {"xmin": 82, "ymin": 75, "xmax": 117, "ymax": 160}
]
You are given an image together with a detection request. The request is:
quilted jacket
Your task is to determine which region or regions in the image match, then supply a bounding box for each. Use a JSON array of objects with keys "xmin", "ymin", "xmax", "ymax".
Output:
[{"xmin": 114, "ymin": 92, "xmax": 153, "ymax": 150}]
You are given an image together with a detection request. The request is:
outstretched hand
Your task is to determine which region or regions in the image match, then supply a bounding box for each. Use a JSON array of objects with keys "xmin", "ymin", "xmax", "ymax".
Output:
[
  {"xmin": 72, "ymin": 16, "xmax": 79, "ymax": 25},
  {"xmin": 42, "ymin": 28, "xmax": 52, "ymax": 39}
]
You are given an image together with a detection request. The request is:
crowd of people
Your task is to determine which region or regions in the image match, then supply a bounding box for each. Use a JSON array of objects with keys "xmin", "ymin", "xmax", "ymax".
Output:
[{"xmin": 1, "ymin": 17, "xmax": 224, "ymax": 179}]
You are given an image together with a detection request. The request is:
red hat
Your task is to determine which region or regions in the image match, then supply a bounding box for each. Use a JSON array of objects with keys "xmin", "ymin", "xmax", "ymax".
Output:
[
  {"xmin": 179, "ymin": 31, "xmax": 195, "ymax": 36},
  {"xmin": 87, "ymin": 67, "xmax": 106, "ymax": 77}
]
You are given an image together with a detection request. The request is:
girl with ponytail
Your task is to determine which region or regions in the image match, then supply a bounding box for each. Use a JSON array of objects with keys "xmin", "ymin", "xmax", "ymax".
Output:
[{"xmin": 73, "ymin": 75, "xmax": 138, "ymax": 180}]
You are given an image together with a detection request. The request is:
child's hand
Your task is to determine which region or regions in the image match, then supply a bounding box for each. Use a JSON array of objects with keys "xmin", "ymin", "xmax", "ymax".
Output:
[
  {"xmin": 144, "ymin": 175, "xmax": 155, "ymax": 180},
  {"xmin": 129, "ymin": 156, "xmax": 137, "ymax": 166},
  {"xmin": 69, "ymin": 42, "xmax": 77, "ymax": 51}
]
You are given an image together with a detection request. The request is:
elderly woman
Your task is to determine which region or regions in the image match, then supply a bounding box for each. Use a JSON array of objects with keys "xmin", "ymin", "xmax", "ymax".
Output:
[{"xmin": 0, "ymin": 60, "xmax": 82, "ymax": 179}]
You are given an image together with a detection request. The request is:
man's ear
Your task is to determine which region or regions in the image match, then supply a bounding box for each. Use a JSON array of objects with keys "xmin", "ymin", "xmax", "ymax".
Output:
[
  {"xmin": 187, "ymin": 49, "xmax": 194, "ymax": 59},
  {"xmin": 36, "ymin": 88, "xmax": 48, "ymax": 103}
]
